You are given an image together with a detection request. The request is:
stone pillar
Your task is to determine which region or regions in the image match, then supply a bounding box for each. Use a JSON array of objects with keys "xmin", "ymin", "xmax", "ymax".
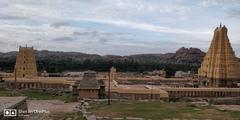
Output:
[{"xmin": 109, "ymin": 67, "xmax": 117, "ymax": 82}]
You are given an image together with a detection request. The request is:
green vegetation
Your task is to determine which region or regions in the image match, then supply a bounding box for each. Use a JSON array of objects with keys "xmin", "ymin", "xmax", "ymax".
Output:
[
  {"xmin": 22, "ymin": 90, "xmax": 70, "ymax": 100},
  {"xmin": 89, "ymin": 101, "xmax": 240, "ymax": 120},
  {"xmin": 47, "ymin": 112, "xmax": 84, "ymax": 120},
  {"xmin": 1, "ymin": 88, "xmax": 239, "ymax": 120},
  {"xmin": 39, "ymin": 59, "xmax": 198, "ymax": 77},
  {"xmin": 22, "ymin": 90, "xmax": 58, "ymax": 100},
  {"xmin": 0, "ymin": 88, "xmax": 11, "ymax": 96},
  {"xmin": 0, "ymin": 89, "xmax": 78, "ymax": 102},
  {"xmin": 230, "ymin": 111, "xmax": 240, "ymax": 119},
  {"xmin": 0, "ymin": 57, "xmax": 199, "ymax": 77}
]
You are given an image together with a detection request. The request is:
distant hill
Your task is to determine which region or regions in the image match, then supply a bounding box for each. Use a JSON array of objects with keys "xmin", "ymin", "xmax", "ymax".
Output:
[
  {"xmin": 0, "ymin": 47, "xmax": 206, "ymax": 75},
  {"xmin": 128, "ymin": 47, "xmax": 205, "ymax": 64}
]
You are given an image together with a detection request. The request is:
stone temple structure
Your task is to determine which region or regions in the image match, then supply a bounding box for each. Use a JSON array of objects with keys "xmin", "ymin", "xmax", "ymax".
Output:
[
  {"xmin": 76, "ymin": 71, "xmax": 105, "ymax": 99},
  {"xmin": 198, "ymin": 25, "xmax": 240, "ymax": 87},
  {"xmin": 14, "ymin": 46, "xmax": 38, "ymax": 78}
]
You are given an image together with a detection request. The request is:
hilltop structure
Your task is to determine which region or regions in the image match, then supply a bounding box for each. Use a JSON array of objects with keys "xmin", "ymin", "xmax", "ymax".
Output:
[
  {"xmin": 198, "ymin": 25, "xmax": 240, "ymax": 87},
  {"xmin": 14, "ymin": 46, "xmax": 38, "ymax": 78}
]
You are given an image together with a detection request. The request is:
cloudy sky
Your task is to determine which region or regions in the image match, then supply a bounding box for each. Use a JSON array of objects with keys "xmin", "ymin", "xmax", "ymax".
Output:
[{"xmin": 0, "ymin": 0, "xmax": 240, "ymax": 55}]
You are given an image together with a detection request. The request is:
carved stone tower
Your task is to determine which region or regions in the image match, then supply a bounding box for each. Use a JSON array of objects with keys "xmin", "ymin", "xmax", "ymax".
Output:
[
  {"xmin": 198, "ymin": 25, "xmax": 240, "ymax": 87},
  {"xmin": 109, "ymin": 67, "xmax": 117, "ymax": 82},
  {"xmin": 14, "ymin": 46, "xmax": 38, "ymax": 78}
]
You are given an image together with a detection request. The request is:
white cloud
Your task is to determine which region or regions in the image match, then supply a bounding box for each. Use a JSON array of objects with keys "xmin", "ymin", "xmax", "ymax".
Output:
[
  {"xmin": 74, "ymin": 18, "xmax": 211, "ymax": 35},
  {"xmin": 0, "ymin": 0, "xmax": 238, "ymax": 55},
  {"xmin": 199, "ymin": 0, "xmax": 240, "ymax": 6}
]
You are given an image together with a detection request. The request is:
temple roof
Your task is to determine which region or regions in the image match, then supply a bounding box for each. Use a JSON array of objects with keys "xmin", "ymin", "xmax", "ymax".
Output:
[{"xmin": 78, "ymin": 71, "xmax": 100, "ymax": 90}]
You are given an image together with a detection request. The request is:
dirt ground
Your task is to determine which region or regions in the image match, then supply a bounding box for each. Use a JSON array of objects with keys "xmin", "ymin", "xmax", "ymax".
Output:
[
  {"xmin": 27, "ymin": 100, "xmax": 79, "ymax": 113},
  {"xmin": 214, "ymin": 105, "xmax": 240, "ymax": 111},
  {"xmin": 25, "ymin": 100, "xmax": 81, "ymax": 120}
]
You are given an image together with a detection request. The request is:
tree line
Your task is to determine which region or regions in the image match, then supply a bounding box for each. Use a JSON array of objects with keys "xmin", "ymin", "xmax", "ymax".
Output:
[{"xmin": 0, "ymin": 58, "xmax": 199, "ymax": 77}]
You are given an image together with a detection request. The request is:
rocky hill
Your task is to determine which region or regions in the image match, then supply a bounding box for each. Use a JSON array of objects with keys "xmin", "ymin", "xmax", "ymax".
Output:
[
  {"xmin": 0, "ymin": 47, "xmax": 206, "ymax": 73},
  {"xmin": 128, "ymin": 47, "xmax": 205, "ymax": 64}
]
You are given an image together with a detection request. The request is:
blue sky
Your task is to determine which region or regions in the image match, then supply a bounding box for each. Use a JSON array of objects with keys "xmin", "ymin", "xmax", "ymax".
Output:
[{"xmin": 0, "ymin": 0, "xmax": 240, "ymax": 56}]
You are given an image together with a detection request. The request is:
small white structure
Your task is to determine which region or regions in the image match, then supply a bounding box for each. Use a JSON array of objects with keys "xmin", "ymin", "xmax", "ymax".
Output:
[
  {"xmin": 63, "ymin": 72, "xmax": 84, "ymax": 77},
  {"xmin": 175, "ymin": 71, "xmax": 193, "ymax": 78},
  {"xmin": 0, "ymin": 71, "xmax": 13, "ymax": 78},
  {"xmin": 148, "ymin": 70, "xmax": 166, "ymax": 77}
]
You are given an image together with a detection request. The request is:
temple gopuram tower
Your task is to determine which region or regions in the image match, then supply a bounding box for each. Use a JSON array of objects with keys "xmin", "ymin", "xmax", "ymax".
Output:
[
  {"xmin": 109, "ymin": 67, "xmax": 117, "ymax": 82},
  {"xmin": 14, "ymin": 46, "xmax": 38, "ymax": 78},
  {"xmin": 198, "ymin": 25, "xmax": 240, "ymax": 87}
]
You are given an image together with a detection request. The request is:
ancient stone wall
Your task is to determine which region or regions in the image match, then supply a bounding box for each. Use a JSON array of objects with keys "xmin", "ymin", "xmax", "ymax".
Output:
[
  {"xmin": 166, "ymin": 89, "xmax": 240, "ymax": 98},
  {"xmin": 79, "ymin": 90, "xmax": 99, "ymax": 99}
]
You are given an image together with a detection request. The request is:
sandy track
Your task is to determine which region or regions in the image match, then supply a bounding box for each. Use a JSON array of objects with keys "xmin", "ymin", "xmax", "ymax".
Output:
[{"xmin": 27, "ymin": 100, "xmax": 79, "ymax": 113}]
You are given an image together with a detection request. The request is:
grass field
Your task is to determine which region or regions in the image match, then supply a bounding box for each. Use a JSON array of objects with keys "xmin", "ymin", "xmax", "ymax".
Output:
[
  {"xmin": 1, "ymin": 88, "xmax": 240, "ymax": 120},
  {"xmin": 89, "ymin": 101, "xmax": 240, "ymax": 120},
  {"xmin": 46, "ymin": 112, "xmax": 84, "ymax": 120},
  {"xmin": 230, "ymin": 111, "xmax": 240, "ymax": 119},
  {"xmin": 0, "ymin": 88, "xmax": 77, "ymax": 102},
  {"xmin": 0, "ymin": 88, "xmax": 12, "ymax": 96}
]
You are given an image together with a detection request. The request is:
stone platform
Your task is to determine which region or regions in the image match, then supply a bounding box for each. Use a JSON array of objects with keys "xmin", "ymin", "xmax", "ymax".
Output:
[{"xmin": 0, "ymin": 96, "xmax": 27, "ymax": 120}]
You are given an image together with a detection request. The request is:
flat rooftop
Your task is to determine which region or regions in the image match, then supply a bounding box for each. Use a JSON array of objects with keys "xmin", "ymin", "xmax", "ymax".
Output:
[
  {"xmin": 110, "ymin": 84, "xmax": 169, "ymax": 98},
  {"xmin": 109, "ymin": 83, "xmax": 240, "ymax": 97},
  {"xmin": 3, "ymin": 77, "xmax": 76, "ymax": 84},
  {"xmin": 0, "ymin": 96, "xmax": 27, "ymax": 114}
]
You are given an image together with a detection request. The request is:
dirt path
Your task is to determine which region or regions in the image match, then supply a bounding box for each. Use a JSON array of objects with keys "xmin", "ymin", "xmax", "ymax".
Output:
[
  {"xmin": 214, "ymin": 105, "xmax": 240, "ymax": 111},
  {"xmin": 27, "ymin": 100, "xmax": 79, "ymax": 113}
]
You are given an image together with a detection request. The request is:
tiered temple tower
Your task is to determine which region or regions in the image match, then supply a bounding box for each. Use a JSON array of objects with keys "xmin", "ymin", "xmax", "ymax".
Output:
[
  {"xmin": 109, "ymin": 67, "xmax": 117, "ymax": 82},
  {"xmin": 14, "ymin": 46, "xmax": 38, "ymax": 78},
  {"xmin": 198, "ymin": 25, "xmax": 240, "ymax": 87}
]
